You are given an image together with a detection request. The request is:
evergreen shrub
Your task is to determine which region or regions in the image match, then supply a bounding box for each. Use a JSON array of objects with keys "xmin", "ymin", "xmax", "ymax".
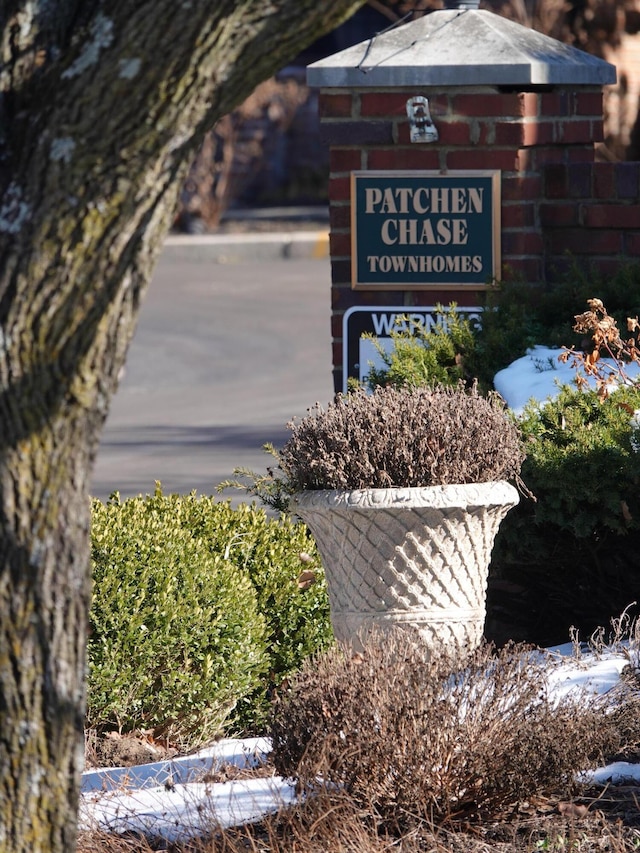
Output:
[
  {"xmin": 165, "ymin": 494, "xmax": 333, "ymax": 730},
  {"xmin": 491, "ymin": 383, "xmax": 640, "ymax": 646},
  {"xmin": 363, "ymin": 304, "xmax": 477, "ymax": 391},
  {"xmin": 474, "ymin": 260, "xmax": 640, "ymax": 386},
  {"xmin": 363, "ymin": 262, "xmax": 640, "ymax": 392},
  {"xmin": 89, "ymin": 487, "xmax": 332, "ymax": 741}
]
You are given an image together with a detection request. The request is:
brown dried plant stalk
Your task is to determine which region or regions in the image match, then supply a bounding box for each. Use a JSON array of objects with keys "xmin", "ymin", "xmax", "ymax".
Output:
[
  {"xmin": 270, "ymin": 632, "xmax": 632, "ymax": 829},
  {"xmin": 559, "ymin": 298, "xmax": 640, "ymax": 399}
]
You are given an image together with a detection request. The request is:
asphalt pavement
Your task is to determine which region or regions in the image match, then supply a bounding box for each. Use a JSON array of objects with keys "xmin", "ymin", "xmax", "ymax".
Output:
[{"xmin": 90, "ymin": 228, "xmax": 333, "ymax": 503}]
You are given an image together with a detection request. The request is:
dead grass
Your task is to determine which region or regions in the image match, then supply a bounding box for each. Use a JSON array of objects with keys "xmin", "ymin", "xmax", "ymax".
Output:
[{"xmin": 78, "ymin": 785, "xmax": 640, "ymax": 852}]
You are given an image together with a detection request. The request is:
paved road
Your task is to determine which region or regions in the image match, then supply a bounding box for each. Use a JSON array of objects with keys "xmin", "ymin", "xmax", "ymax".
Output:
[{"xmin": 90, "ymin": 253, "xmax": 334, "ymax": 502}]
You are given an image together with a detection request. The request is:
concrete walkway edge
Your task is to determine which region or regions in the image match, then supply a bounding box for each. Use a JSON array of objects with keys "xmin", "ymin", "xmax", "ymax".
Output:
[{"xmin": 163, "ymin": 230, "xmax": 330, "ymax": 263}]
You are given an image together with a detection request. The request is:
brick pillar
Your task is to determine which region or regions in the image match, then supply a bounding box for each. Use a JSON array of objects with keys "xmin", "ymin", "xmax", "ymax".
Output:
[
  {"xmin": 321, "ymin": 85, "xmax": 604, "ymax": 392},
  {"xmin": 308, "ymin": 7, "xmax": 615, "ymax": 392}
]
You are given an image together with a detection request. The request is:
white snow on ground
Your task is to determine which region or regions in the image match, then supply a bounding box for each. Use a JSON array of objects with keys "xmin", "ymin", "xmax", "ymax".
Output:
[
  {"xmin": 81, "ymin": 355, "xmax": 640, "ymax": 842},
  {"xmin": 80, "ymin": 737, "xmax": 296, "ymax": 841},
  {"xmin": 494, "ymin": 345, "xmax": 640, "ymax": 416}
]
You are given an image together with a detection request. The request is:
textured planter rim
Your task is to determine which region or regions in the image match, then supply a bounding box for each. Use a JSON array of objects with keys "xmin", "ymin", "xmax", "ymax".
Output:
[{"xmin": 292, "ymin": 481, "xmax": 519, "ymax": 512}]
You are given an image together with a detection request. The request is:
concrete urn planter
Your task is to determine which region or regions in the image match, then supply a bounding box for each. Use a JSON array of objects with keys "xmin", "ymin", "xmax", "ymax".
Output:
[{"xmin": 292, "ymin": 481, "xmax": 519, "ymax": 654}]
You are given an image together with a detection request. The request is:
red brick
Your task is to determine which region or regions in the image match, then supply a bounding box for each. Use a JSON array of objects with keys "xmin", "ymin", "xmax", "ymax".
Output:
[
  {"xmin": 592, "ymin": 119, "xmax": 604, "ymax": 142},
  {"xmin": 522, "ymin": 92, "xmax": 540, "ymax": 117},
  {"xmin": 437, "ymin": 121, "xmax": 473, "ymax": 145},
  {"xmin": 501, "ymin": 257, "xmax": 543, "ymax": 282},
  {"xmin": 540, "ymin": 91, "xmax": 575, "ymax": 118},
  {"xmin": 493, "ymin": 121, "xmax": 525, "ymax": 146},
  {"xmin": 332, "ymin": 288, "xmax": 401, "ymax": 309},
  {"xmin": 522, "ymin": 120, "xmax": 556, "ymax": 146},
  {"xmin": 533, "ymin": 147, "xmax": 566, "ymax": 168},
  {"xmin": 321, "ymin": 121, "xmax": 393, "ymax": 146},
  {"xmin": 501, "ymin": 203, "xmax": 535, "ymax": 227},
  {"xmin": 360, "ymin": 92, "xmax": 411, "ymax": 117},
  {"xmin": 329, "ymin": 175, "xmax": 351, "ymax": 202},
  {"xmin": 513, "ymin": 148, "xmax": 533, "ymax": 171},
  {"xmin": 547, "ymin": 229, "xmax": 623, "ymax": 254},
  {"xmin": 544, "ymin": 164, "xmax": 568, "ymax": 198},
  {"xmin": 581, "ymin": 204, "xmax": 640, "ymax": 229},
  {"xmin": 330, "ymin": 284, "xmax": 350, "ymax": 309},
  {"xmin": 557, "ymin": 120, "xmax": 593, "ymax": 144},
  {"xmin": 615, "ymin": 162, "xmax": 640, "ymax": 197},
  {"xmin": 446, "ymin": 148, "xmax": 519, "ymax": 170},
  {"xmin": 566, "ymin": 146, "xmax": 596, "ymax": 163},
  {"xmin": 452, "ymin": 93, "xmax": 532, "ymax": 118},
  {"xmin": 501, "ymin": 174, "xmax": 542, "ymax": 201},
  {"xmin": 539, "ymin": 202, "xmax": 579, "ymax": 227},
  {"xmin": 403, "ymin": 290, "xmax": 482, "ymax": 307},
  {"xmin": 319, "ymin": 93, "xmax": 353, "ymax": 118},
  {"xmin": 590, "ymin": 257, "xmax": 634, "ymax": 277},
  {"xmin": 575, "ymin": 91, "xmax": 604, "ymax": 116},
  {"xmin": 330, "ymin": 149, "xmax": 362, "ymax": 173},
  {"xmin": 329, "ymin": 231, "xmax": 351, "ymax": 256},
  {"xmin": 330, "ymin": 204, "xmax": 351, "ymax": 230},
  {"xmin": 367, "ymin": 147, "xmax": 440, "ymax": 170},
  {"xmin": 624, "ymin": 232, "xmax": 640, "ymax": 256},
  {"xmin": 330, "ymin": 260, "xmax": 351, "ymax": 286},
  {"xmin": 331, "ymin": 313, "xmax": 343, "ymax": 338},
  {"xmin": 502, "ymin": 231, "xmax": 544, "ymax": 254},
  {"xmin": 332, "ymin": 341, "xmax": 343, "ymax": 366},
  {"xmin": 593, "ymin": 162, "xmax": 615, "ymax": 198},
  {"xmin": 567, "ymin": 162, "xmax": 592, "ymax": 197}
]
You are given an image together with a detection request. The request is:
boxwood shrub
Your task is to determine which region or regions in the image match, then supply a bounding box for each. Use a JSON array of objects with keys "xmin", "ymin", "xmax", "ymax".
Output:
[
  {"xmin": 165, "ymin": 493, "xmax": 334, "ymax": 730},
  {"xmin": 88, "ymin": 487, "xmax": 332, "ymax": 741}
]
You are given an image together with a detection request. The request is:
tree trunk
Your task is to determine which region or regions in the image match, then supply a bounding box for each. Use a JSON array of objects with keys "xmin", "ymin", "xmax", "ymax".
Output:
[{"xmin": 0, "ymin": 1, "xmax": 365, "ymax": 848}]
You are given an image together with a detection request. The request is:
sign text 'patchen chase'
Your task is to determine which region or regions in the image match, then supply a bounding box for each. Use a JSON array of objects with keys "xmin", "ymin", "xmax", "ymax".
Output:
[{"xmin": 350, "ymin": 170, "xmax": 500, "ymax": 290}]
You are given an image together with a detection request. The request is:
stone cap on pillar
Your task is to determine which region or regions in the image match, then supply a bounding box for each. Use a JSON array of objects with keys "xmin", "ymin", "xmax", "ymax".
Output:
[{"xmin": 307, "ymin": 10, "xmax": 616, "ymax": 89}]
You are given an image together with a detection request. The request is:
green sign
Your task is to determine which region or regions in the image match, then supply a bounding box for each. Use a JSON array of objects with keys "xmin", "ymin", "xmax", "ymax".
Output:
[{"xmin": 350, "ymin": 170, "xmax": 500, "ymax": 290}]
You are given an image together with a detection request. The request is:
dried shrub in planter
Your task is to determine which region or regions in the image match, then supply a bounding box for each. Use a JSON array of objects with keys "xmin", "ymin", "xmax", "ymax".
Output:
[
  {"xmin": 270, "ymin": 633, "xmax": 625, "ymax": 827},
  {"xmin": 279, "ymin": 384, "xmax": 524, "ymax": 491}
]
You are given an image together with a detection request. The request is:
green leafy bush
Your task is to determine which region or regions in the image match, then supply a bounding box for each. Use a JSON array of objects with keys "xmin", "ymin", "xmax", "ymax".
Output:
[
  {"xmin": 363, "ymin": 304, "xmax": 477, "ymax": 391},
  {"xmin": 491, "ymin": 384, "xmax": 640, "ymax": 645},
  {"xmin": 362, "ymin": 263, "xmax": 640, "ymax": 393},
  {"xmin": 163, "ymin": 495, "xmax": 334, "ymax": 730},
  {"xmin": 474, "ymin": 260, "xmax": 640, "ymax": 386},
  {"xmin": 89, "ymin": 490, "xmax": 267, "ymax": 744},
  {"xmin": 89, "ymin": 488, "xmax": 332, "ymax": 740}
]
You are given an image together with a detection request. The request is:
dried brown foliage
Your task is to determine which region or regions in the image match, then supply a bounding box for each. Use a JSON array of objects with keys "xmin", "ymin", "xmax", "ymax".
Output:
[
  {"xmin": 559, "ymin": 297, "xmax": 640, "ymax": 398},
  {"xmin": 270, "ymin": 632, "xmax": 630, "ymax": 828},
  {"xmin": 279, "ymin": 384, "xmax": 524, "ymax": 491}
]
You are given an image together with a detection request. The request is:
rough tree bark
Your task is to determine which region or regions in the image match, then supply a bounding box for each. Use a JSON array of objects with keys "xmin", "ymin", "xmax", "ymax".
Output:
[{"xmin": 0, "ymin": 1, "xmax": 365, "ymax": 849}]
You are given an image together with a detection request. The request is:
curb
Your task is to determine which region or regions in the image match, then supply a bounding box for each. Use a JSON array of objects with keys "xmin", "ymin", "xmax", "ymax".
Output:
[{"xmin": 162, "ymin": 230, "xmax": 329, "ymax": 263}]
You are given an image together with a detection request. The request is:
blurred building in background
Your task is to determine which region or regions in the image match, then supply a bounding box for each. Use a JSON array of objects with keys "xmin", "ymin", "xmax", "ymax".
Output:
[{"xmin": 174, "ymin": 0, "xmax": 640, "ymax": 234}]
